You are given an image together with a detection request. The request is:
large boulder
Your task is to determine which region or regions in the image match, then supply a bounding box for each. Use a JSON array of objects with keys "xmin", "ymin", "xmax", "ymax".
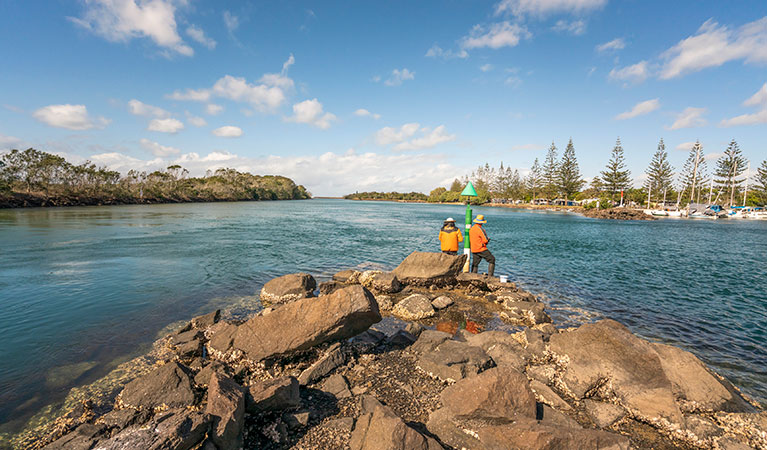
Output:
[
  {"xmin": 392, "ymin": 252, "xmax": 466, "ymax": 286},
  {"xmin": 439, "ymin": 366, "xmax": 536, "ymax": 422},
  {"xmin": 95, "ymin": 409, "xmax": 209, "ymax": 450},
  {"xmin": 417, "ymin": 339, "xmax": 493, "ymax": 382},
  {"xmin": 501, "ymin": 301, "xmax": 551, "ymax": 326},
  {"xmin": 214, "ymin": 285, "xmax": 381, "ymax": 361},
  {"xmin": 391, "ymin": 294, "xmax": 435, "ymax": 321},
  {"xmin": 206, "ymin": 373, "xmax": 245, "ymax": 450},
  {"xmin": 475, "ymin": 419, "xmax": 630, "ymax": 450},
  {"xmin": 118, "ymin": 362, "xmax": 196, "ymax": 410},
  {"xmin": 358, "ymin": 270, "xmax": 403, "ymax": 294},
  {"xmin": 350, "ymin": 399, "xmax": 443, "ymax": 450},
  {"xmin": 549, "ymin": 319, "xmax": 683, "ymax": 424},
  {"xmin": 247, "ymin": 376, "xmax": 300, "ymax": 413},
  {"xmin": 260, "ymin": 273, "xmax": 316, "ymax": 304},
  {"xmin": 651, "ymin": 342, "xmax": 754, "ymax": 413}
]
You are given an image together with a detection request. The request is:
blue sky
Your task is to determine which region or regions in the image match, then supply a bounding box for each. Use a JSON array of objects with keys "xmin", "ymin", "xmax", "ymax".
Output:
[{"xmin": 1, "ymin": 0, "xmax": 766, "ymax": 196}]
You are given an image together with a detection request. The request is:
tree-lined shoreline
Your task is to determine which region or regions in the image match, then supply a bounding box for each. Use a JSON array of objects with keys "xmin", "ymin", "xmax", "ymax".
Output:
[{"xmin": 0, "ymin": 148, "xmax": 311, "ymax": 209}]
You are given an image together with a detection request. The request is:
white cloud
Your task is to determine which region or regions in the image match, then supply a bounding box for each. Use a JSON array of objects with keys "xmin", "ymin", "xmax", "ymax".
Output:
[
  {"xmin": 668, "ymin": 107, "xmax": 707, "ymax": 130},
  {"xmin": 660, "ymin": 18, "xmax": 767, "ymax": 79},
  {"xmin": 166, "ymin": 56, "xmax": 294, "ymax": 112},
  {"xmin": 354, "ymin": 109, "xmax": 381, "ymax": 120},
  {"xmin": 0, "ymin": 133, "xmax": 24, "ymax": 150},
  {"xmin": 461, "ymin": 22, "xmax": 531, "ymax": 50},
  {"xmin": 85, "ymin": 149, "xmax": 463, "ymax": 197},
  {"xmin": 743, "ymin": 82, "xmax": 767, "ymax": 107},
  {"xmin": 394, "ymin": 126, "xmax": 456, "ymax": 151},
  {"xmin": 68, "ymin": 0, "xmax": 193, "ymax": 56},
  {"xmin": 383, "ymin": 68, "xmax": 415, "ymax": 87},
  {"xmin": 615, "ymin": 98, "xmax": 660, "ymax": 120},
  {"xmin": 166, "ymin": 88, "xmax": 211, "ymax": 102},
  {"xmin": 552, "ymin": 19, "xmax": 586, "ymax": 36},
  {"xmin": 212, "ymin": 126, "xmax": 243, "ymax": 137},
  {"xmin": 223, "ymin": 11, "xmax": 239, "ymax": 32},
  {"xmin": 374, "ymin": 123, "xmax": 456, "ymax": 151},
  {"xmin": 495, "ymin": 0, "xmax": 607, "ymax": 17},
  {"xmin": 480, "ymin": 64, "xmax": 494, "ymax": 72},
  {"xmin": 676, "ymin": 141, "xmax": 696, "ymax": 151},
  {"xmin": 596, "ymin": 38, "xmax": 625, "ymax": 53},
  {"xmin": 186, "ymin": 25, "xmax": 216, "ymax": 50},
  {"xmin": 206, "ymin": 104, "xmax": 224, "ymax": 115},
  {"xmin": 608, "ymin": 61, "xmax": 650, "ymax": 85},
  {"xmin": 33, "ymin": 104, "xmax": 110, "ymax": 130},
  {"xmin": 375, "ymin": 123, "xmax": 421, "ymax": 146},
  {"xmin": 148, "ymin": 117, "xmax": 184, "ymax": 133},
  {"xmin": 719, "ymin": 109, "xmax": 767, "ymax": 127},
  {"xmin": 505, "ymin": 76, "xmax": 522, "ymax": 87},
  {"xmin": 704, "ymin": 152, "xmax": 723, "ymax": 162},
  {"xmin": 128, "ymin": 99, "xmax": 169, "ymax": 118},
  {"xmin": 285, "ymin": 99, "xmax": 337, "ymax": 129},
  {"xmin": 139, "ymin": 138, "xmax": 180, "ymax": 156},
  {"xmin": 425, "ymin": 45, "xmax": 469, "ymax": 59},
  {"xmin": 185, "ymin": 112, "xmax": 206, "ymax": 127}
]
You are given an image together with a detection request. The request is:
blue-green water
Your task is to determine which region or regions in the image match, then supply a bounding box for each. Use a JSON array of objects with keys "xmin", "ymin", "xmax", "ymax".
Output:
[{"xmin": 0, "ymin": 199, "xmax": 765, "ymax": 430}]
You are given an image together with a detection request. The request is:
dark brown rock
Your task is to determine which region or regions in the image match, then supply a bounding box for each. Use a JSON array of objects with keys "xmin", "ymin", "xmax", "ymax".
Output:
[
  {"xmin": 549, "ymin": 319, "xmax": 683, "ymax": 424},
  {"xmin": 319, "ymin": 280, "xmax": 345, "ymax": 296},
  {"xmin": 439, "ymin": 366, "xmax": 536, "ymax": 421},
  {"xmin": 411, "ymin": 330, "xmax": 452, "ymax": 354},
  {"xmin": 417, "ymin": 340, "xmax": 493, "ymax": 382},
  {"xmin": 194, "ymin": 361, "xmax": 227, "ymax": 386},
  {"xmin": 206, "ymin": 373, "xmax": 245, "ymax": 450},
  {"xmin": 118, "ymin": 362, "xmax": 195, "ymax": 410},
  {"xmin": 652, "ymin": 342, "xmax": 755, "ymax": 413},
  {"xmin": 392, "ymin": 251, "xmax": 466, "ymax": 287},
  {"xmin": 297, "ymin": 343, "xmax": 346, "ymax": 385},
  {"xmin": 247, "ymin": 376, "xmax": 300, "ymax": 413},
  {"xmin": 259, "ymin": 273, "xmax": 317, "ymax": 304},
  {"xmin": 95, "ymin": 409, "xmax": 209, "ymax": 450},
  {"xmin": 475, "ymin": 419, "xmax": 630, "ymax": 450},
  {"xmin": 191, "ymin": 310, "xmax": 220, "ymax": 329},
  {"xmin": 43, "ymin": 423, "xmax": 107, "ymax": 450},
  {"xmin": 350, "ymin": 402, "xmax": 443, "ymax": 450},
  {"xmin": 321, "ymin": 374, "xmax": 351, "ymax": 399},
  {"xmin": 223, "ymin": 285, "xmax": 381, "ymax": 361},
  {"xmin": 455, "ymin": 272, "xmax": 490, "ymax": 290},
  {"xmin": 333, "ymin": 269, "xmax": 361, "ymax": 284}
]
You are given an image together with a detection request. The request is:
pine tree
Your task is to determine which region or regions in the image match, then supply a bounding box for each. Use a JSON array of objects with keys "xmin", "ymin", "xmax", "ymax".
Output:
[
  {"xmin": 680, "ymin": 141, "xmax": 708, "ymax": 205},
  {"xmin": 542, "ymin": 142, "xmax": 559, "ymax": 199},
  {"xmin": 526, "ymin": 158, "xmax": 542, "ymax": 200},
  {"xmin": 714, "ymin": 139, "xmax": 748, "ymax": 206},
  {"xmin": 644, "ymin": 138, "xmax": 674, "ymax": 203},
  {"xmin": 757, "ymin": 160, "xmax": 767, "ymax": 205},
  {"xmin": 600, "ymin": 137, "xmax": 632, "ymax": 200},
  {"xmin": 557, "ymin": 138, "xmax": 585, "ymax": 200},
  {"xmin": 510, "ymin": 169, "xmax": 522, "ymax": 199},
  {"xmin": 449, "ymin": 178, "xmax": 463, "ymax": 192}
]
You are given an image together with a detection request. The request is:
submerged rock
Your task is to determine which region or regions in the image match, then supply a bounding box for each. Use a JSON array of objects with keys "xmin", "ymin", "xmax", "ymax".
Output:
[{"xmin": 260, "ymin": 273, "xmax": 317, "ymax": 304}]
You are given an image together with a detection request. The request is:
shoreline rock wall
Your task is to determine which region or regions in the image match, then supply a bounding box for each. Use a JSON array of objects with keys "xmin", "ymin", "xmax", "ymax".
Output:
[{"xmin": 28, "ymin": 251, "xmax": 766, "ymax": 450}]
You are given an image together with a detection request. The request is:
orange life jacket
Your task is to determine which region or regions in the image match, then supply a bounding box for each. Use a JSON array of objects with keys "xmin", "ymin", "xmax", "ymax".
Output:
[
  {"xmin": 469, "ymin": 223, "xmax": 488, "ymax": 253},
  {"xmin": 438, "ymin": 225, "xmax": 463, "ymax": 252}
]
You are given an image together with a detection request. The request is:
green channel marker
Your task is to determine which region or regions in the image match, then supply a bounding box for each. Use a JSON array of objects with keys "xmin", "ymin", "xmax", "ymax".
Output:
[{"xmin": 460, "ymin": 182, "xmax": 478, "ymax": 272}]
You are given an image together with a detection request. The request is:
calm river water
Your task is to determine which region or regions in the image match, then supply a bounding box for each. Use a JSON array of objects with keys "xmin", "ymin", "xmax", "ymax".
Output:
[{"xmin": 0, "ymin": 199, "xmax": 765, "ymax": 433}]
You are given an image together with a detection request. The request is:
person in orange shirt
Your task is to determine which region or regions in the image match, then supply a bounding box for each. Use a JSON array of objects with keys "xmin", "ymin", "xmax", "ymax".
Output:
[
  {"xmin": 438, "ymin": 217, "xmax": 463, "ymax": 255},
  {"xmin": 469, "ymin": 214, "xmax": 495, "ymax": 276}
]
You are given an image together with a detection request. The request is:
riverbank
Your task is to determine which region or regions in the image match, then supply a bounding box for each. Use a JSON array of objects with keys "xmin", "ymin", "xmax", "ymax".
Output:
[
  {"xmin": 13, "ymin": 252, "xmax": 765, "ymax": 450},
  {"xmin": 0, "ymin": 192, "xmax": 310, "ymax": 209}
]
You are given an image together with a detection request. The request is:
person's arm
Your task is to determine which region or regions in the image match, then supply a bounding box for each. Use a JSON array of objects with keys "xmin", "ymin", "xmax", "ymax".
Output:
[{"xmin": 457, "ymin": 230, "xmax": 463, "ymax": 242}]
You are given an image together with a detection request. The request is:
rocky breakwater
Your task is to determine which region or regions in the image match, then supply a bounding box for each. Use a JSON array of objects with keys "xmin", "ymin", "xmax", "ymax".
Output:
[
  {"xmin": 37, "ymin": 251, "xmax": 765, "ymax": 450},
  {"xmin": 582, "ymin": 208, "xmax": 656, "ymax": 221}
]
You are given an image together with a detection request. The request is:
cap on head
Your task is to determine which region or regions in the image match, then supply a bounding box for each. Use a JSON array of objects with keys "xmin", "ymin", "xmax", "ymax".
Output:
[
  {"xmin": 445, "ymin": 217, "xmax": 455, "ymax": 222},
  {"xmin": 473, "ymin": 214, "xmax": 487, "ymax": 224}
]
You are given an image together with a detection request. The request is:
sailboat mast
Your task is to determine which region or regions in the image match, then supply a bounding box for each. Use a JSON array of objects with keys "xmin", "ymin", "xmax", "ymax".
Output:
[
  {"xmin": 730, "ymin": 160, "xmax": 738, "ymax": 207},
  {"xmin": 708, "ymin": 177, "xmax": 713, "ymax": 204}
]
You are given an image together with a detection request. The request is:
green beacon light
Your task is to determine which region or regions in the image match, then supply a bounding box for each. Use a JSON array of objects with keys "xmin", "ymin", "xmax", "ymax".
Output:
[{"xmin": 460, "ymin": 182, "xmax": 478, "ymax": 272}]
